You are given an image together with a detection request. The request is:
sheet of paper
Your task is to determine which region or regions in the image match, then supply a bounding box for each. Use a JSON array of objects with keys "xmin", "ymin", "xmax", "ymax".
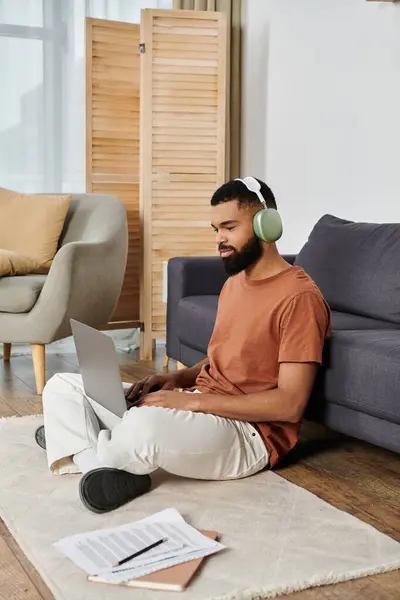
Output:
[
  {"xmin": 134, "ymin": 508, "xmax": 186, "ymax": 524},
  {"xmin": 54, "ymin": 508, "xmax": 225, "ymax": 578},
  {"xmin": 93, "ymin": 544, "xmax": 225, "ymax": 584},
  {"xmin": 55, "ymin": 522, "xmax": 187, "ymax": 575}
]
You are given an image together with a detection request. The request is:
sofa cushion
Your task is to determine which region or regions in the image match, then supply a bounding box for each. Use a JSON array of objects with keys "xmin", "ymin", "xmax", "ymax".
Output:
[
  {"xmin": 176, "ymin": 300, "xmax": 399, "ymax": 359},
  {"xmin": 178, "ymin": 296, "xmax": 218, "ymax": 354},
  {"xmin": 295, "ymin": 214, "xmax": 400, "ymax": 324},
  {"xmin": 314, "ymin": 330, "xmax": 400, "ymax": 425},
  {"xmin": 332, "ymin": 310, "xmax": 400, "ymax": 330},
  {"xmin": 0, "ymin": 275, "xmax": 46, "ymax": 313}
]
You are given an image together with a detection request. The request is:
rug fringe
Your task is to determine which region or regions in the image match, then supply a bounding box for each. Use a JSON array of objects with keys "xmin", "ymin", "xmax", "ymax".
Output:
[
  {"xmin": 0, "ymin": 414, "xmax": 43, "ymax": 423},
  {"xmin": 211, "ymin": 560, "xmax": 400, "ymax": 600}
]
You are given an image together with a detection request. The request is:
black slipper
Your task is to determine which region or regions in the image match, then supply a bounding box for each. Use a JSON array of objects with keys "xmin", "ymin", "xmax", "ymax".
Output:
[
  {"xmin": 35, "ymin": 425, "xmax": 46, "ymax": 450},
  {"xmin": 79, "ymin": 467, "xmax": 151, "ymax": 514}
]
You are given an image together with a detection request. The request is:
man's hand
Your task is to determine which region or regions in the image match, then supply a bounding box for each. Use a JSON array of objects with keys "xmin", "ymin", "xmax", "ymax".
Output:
[
  {"xmin": 139, "ymin": 390, "xmax": 201, "ymax": 412},
  {"xmin": 125, "ymin": 358, "xmax": 210, "ymax": 404},
  {"xmin": 125, "ymin": 372, "xmax": 180, "ymax": 403}
]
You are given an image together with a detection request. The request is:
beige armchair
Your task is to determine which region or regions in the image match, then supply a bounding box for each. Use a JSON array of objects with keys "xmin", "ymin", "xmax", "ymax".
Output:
[{"xmin": 0, "ymin": 194, "xmax": 128, "ymax": 393}]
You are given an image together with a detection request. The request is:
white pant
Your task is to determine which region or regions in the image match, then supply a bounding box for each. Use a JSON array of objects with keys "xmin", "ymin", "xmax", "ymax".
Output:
[{"xmin": 42, "ymin": 373, "xmax": 269, "ymax": 480}]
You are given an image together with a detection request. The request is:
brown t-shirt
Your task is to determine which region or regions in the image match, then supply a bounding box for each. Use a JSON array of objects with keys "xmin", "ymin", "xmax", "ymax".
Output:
[{"xmin": 195, "ymin": 265, "xmax": 332, "ymax": 467}]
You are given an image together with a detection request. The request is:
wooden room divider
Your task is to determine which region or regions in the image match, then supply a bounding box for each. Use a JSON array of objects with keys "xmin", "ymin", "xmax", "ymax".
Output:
[
  {"xmin": 86, "ymin": 18, "xmax": 141, "ymax": 327},
  {"xmin": 86, "ymin": 10, "xmax": 228, "ymax": 357},
  {"xmin": 139, "ymin": 9, "xmax": 227, "ymax": 360}
]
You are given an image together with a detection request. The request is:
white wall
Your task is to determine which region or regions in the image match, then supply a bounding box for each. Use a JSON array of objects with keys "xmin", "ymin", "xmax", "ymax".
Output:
[{"xmin": 241, "ymin": 0, "xmax": 400, "ymax": 254}]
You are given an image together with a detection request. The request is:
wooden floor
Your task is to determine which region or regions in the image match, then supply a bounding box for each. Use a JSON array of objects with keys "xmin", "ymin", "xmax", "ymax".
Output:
[{"xmin": 0, "ymin": 347, "xmax": 399, "ymax": 600}]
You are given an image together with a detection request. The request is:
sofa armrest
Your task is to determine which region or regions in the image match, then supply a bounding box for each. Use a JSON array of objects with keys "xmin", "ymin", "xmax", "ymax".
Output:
[
  {"xmin": 283, "ymin": 254, "xmax": 297, "ymax": 265},
  {"xmin": 167, "ymin": 256, "xmax": 227, "ymax": 298},
  {"xmin": 166, "ymin": 256, "xmax": 227, "ymax": 362},
  {"xmin": 165, "ymin": 254, "xmax": 297, "ymax": 362}
]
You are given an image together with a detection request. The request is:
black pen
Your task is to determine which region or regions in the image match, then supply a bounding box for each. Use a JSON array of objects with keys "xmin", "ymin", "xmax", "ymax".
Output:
[{"xmin": 112, "ymin": 537, "xmax": 167, "ymax": 568}]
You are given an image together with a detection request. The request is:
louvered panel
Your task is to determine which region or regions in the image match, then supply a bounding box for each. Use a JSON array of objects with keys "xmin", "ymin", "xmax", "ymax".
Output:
[
  {"xmin": 86, "ymin": 18, "xmax": 140, "ymax": 326},
  {"xmin": 91, "ymin": 182, "xmax": 140, "ymax": 324},
  {"xmin": 140, "ymin": 9, "xmax": 227, "ymax": 359}
]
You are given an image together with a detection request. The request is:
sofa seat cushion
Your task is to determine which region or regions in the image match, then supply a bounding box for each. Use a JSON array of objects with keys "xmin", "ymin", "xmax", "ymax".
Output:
[
  {"xmin": 332, "ymin": 311, "xmax": 400, "ymax": 330},
  {"xmin": 0, "ymin": 275, "xmax": 46, "ymax": 313},
  {"xmin": 176, "ymin": 301, "xmax": 400, "ymax": 359},
  {"xmin": 178, "ymin": 295, "xmax": 218, "ymax": 354},
  {"xmin": 315, "ymin": 330, "xmax": 400, "ymax": 425}
]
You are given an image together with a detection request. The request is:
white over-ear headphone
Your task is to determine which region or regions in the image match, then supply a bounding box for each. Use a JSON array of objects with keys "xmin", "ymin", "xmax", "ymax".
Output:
[{"xmin": 234, "ymin": 177, "xmax": 283, "ymax": 242}]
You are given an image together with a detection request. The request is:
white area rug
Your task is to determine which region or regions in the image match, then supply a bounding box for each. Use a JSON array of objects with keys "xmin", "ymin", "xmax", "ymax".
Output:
[{"xmin": 1, "ymin": 416, "xmax": 399, "ymax": 600}]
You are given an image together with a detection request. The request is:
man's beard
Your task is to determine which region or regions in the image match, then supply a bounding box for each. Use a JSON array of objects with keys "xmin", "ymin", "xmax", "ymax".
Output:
[{"xmin": 219, "ymin": 236, "xmax": 263, "ymax": 276}]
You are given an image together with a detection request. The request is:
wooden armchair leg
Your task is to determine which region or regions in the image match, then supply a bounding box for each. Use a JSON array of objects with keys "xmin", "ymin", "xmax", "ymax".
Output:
[
  {"xmin": 163, "ymin": 354, "xmax": 169, "ymax": 370},
  {"xmin": 31, "ymin": 344, "xmax": 46, "ymax": 395},
  {"xmin": 3, "ymin": 343, "xmax": 11, "ymax": 361}
]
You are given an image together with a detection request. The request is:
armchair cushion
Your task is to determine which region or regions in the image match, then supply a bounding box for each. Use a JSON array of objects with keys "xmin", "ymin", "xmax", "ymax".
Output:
[
  {"xmin": 0, "ymin": 275, "xmax": 46, "ymax": 313},
  {"xmin": 0, "ymin": 187, "xmax": 71, "ymax": 273}
]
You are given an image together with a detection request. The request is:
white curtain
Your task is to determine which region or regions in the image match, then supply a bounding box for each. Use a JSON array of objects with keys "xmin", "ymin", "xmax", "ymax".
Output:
[{"xmin": 0, "ymin": 0, "xmax": 172, "ymax": 194}]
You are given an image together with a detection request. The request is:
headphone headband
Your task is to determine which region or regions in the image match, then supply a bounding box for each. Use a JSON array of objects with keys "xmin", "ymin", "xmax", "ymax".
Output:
[{"xmin": 234, "ymin": 177, "xmax": 267, "ymax": 209}]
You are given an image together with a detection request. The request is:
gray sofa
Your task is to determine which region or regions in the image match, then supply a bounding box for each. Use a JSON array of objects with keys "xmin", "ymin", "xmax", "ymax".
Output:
[{"xmin": 166, "ymin": 214, "xmax": 400, "ymax": 456}]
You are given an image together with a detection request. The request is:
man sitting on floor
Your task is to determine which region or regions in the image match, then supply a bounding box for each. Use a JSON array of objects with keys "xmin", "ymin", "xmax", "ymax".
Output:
[{"xmin": 36, "ymin": 177, "xmax": 331, "ymax": 514}]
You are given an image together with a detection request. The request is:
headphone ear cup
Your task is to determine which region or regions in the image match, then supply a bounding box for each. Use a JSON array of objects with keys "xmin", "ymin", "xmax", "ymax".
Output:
[{"xmin": 253, "ymin": 208, "xmax": 283, "ymax": 242}]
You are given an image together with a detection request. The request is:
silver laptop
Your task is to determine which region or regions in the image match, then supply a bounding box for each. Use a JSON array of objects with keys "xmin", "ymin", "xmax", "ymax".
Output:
[{"xmin": 70, "ymin": 319, "xmax": 128, "ymax": 418}]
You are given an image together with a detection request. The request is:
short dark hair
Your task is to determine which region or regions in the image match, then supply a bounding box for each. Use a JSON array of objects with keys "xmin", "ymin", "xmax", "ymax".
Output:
[{"xmin": 210, "ymin": 178, "xmax": 277, "ymax": 210}]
